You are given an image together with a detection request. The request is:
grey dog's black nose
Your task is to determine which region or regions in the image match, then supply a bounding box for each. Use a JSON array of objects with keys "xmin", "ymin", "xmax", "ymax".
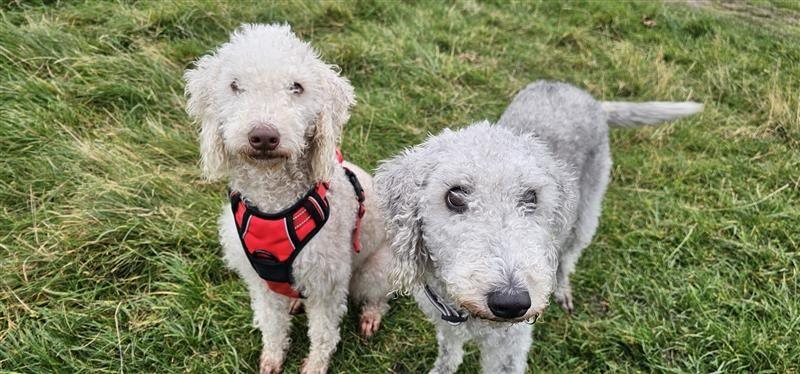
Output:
[
  {"xmin": 487, "ymin": 289, "xmax": 531, "ymax": 319},
  {"xmin": 248, "ymin": 125, "xmax": 280, "ymax": 151}
]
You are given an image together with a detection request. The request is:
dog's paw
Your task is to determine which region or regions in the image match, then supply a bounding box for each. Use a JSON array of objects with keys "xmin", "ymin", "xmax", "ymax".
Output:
[
  {"xmin": 300, "ymin": 358, "xmax": 328, "ymax": 374},
  {"xmin": 359, "ymin": 310, "xmax": 382, "ymax": 338},
  {"xmin": 259, "ymin": 352, "xmax": 283, "ymax": 374},
  {"xmin": 554, "ymin": 287, "xmax": 574, "ymax": 314},
  {"xmin": 289, "ymin": 299, "xmax": 305, "ymax": 315}
]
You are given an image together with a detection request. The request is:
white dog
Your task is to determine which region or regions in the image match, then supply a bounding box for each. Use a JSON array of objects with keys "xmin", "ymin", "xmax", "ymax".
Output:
[
  {"xmin": 184, "ymin": 24, "xmax": 391, "ymax": 374},
  {"xmin": 375, "ymin": 81, "xmax": 702, "ymax": 373}
]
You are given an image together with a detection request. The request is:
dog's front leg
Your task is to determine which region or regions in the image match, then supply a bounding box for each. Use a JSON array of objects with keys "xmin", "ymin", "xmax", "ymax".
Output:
[
  {"xmin": 429, "ymin": 325, "xmax": 470, "ymax": 374},
  {"xmin": 247, "ymin": 283, "xmax": 293, "ymax": 374},
  {"xmin": 300, "ymin": 288, "xmax": 348, "ymax": 374},
  {"xmin": 476, "ymin": 324, "xmax": 532, "ymax": 374}
]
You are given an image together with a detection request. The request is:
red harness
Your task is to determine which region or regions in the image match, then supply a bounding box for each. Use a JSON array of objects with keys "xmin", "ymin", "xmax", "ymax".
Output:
[{"xmin": 230, "ymin": 152, "xmax": 365, "ymax": 298}]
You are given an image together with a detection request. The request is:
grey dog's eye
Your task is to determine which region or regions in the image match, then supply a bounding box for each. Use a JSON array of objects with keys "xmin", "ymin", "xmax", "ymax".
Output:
[
  {"xmin": 445, "ymin": 187, "xmax": 468, "ymax": 213},
  {"xmin": 520, "ymin": 189, "xmax": 537, "ymax": 210},
  {"xmin": 230, "ymin": 80, "xmax": 243, "ymax": 94},
  {"xmin": 290, "ymin": 82, "xmax": 304, "ymax": 95}
]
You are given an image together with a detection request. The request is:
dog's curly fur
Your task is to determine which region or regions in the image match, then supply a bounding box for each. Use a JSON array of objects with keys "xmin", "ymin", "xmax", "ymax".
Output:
[
  {"xmin": 374, "ymin": 81, "xmax": 702, "ymax": 373},
  {"xmin": 184, "ymin": 24, "xmax": 391, "ymax": 374}
]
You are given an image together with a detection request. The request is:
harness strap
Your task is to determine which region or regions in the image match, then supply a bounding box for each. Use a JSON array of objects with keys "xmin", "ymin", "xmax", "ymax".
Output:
[
  {"xmin": 266, "ymin": 281, "xmax": 301, "ymax": 299},
  {"xmin": 343, "ymin": 167, "xmax": 365, "ymax": 253},
  {"xmin": 337, "ymin": 149, "xmax": 365, "ymax": 254}
]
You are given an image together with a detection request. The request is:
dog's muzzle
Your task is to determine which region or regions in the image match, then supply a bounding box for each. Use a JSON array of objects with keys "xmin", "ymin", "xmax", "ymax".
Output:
[{"xmin": 423, "ymin": 284, "xmax": 540, "ymax": 326}]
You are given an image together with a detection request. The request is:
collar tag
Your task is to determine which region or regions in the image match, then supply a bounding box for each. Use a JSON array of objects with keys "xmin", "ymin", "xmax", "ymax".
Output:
[{"xmin": 423, "ymin": 284, "xmax": 469, "ymax": 326}]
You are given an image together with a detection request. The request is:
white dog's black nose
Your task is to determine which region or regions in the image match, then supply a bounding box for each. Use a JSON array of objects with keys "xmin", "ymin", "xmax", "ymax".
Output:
[
  {"xmin": 487, "ymin": 290, "xmax": 530, "ymax": 319},
  {"xmin": 248, "ymin": 125, "xmax": 280, "ymax": 151}
]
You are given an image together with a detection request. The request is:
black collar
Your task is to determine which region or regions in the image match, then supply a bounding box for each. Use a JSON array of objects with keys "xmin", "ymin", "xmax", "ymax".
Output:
[{"xmin": 423, "ymin": 284, "xmax": 469, "ymax": 326}]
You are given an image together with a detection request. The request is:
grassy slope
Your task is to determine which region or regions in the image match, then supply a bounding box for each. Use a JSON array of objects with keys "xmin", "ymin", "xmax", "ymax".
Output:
[{"xmin": 1, "ymin": 1, "xmax": 798, "ymax": 372}]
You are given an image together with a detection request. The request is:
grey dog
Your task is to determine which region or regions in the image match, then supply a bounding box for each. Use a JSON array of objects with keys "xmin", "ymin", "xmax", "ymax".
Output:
[{"xmin": 374, "ymin": 81, "xmax": 702, "ymax": 373}]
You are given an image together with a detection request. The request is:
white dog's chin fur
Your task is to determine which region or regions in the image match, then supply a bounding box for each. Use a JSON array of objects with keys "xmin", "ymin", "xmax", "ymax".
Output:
[{"xmin": 244, "ymin": 152, "xmax": 292, "ymax": 163}]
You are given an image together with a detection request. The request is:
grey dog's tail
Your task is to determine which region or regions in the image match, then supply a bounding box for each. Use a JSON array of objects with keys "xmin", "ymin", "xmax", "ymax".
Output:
[{"xmin": 601, "ymin": 101, "xmax": 703, "ymax": 128}]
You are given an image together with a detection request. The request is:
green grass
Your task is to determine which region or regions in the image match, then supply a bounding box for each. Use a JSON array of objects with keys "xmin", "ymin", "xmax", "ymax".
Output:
[{"xmin": 1, "ymin": 1, "xmax": 798, "ymax": 372}]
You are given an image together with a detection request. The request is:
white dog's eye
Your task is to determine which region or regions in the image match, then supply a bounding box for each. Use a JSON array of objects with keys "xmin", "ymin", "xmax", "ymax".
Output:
[
  {"xmin": 290, "ymin": 82, "xmax": 304, "ymax": 95},
  {"xmin": 520, "ymin": 189, "xmax": 537, "ymax": 212},
  {"xmin": 445, "ymin": 187, "xmax": 468, "ymax": 213},
  {"xmin": 230, "ymin": 80, "xmax": 243, "ymax": 94}
]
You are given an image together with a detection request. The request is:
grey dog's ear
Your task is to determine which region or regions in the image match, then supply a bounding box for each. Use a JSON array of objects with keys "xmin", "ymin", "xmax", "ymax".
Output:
[
  {"xmin": 184, "ymin": 53, "xmax": 227, "ymax": 181},
  {"xmin": 521, "ymin": 133, "xmax": 579, "ymax": 237},
  {"xmin": 309, "ymin": 66, "xmax": 355, "ymax": 182},
  {"xmin": 553, "ymin": 162, "xmax": 578, "ymax": 236},
  {"xmin": 374, "ymin": 145, "xmax": 433, "ymax": 292}
]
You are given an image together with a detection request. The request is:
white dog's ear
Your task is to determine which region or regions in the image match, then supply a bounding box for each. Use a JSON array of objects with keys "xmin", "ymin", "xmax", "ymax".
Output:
[
  {"xmin": 374, "ymin": 146, "xmax": 432, "ymax": 292},
  {"xmin": 309, "ymin": 67, "xmax": 356, "ymax": 182},
  {"xmin": 184, "ymin": 53, "xmax": 227, "ymax": 181}
]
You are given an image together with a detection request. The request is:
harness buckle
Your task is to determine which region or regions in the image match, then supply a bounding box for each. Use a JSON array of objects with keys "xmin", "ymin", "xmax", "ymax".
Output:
[{"xmin": 343, "ymin": 167, "xmax": 366, "ymax": 203}]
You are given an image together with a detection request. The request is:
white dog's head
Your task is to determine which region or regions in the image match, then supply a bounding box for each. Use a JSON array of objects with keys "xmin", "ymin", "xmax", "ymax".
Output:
[
  {"xmin": 184, "ymin": 24, "xmax": 355, "ymax": 182},
  {"xmin": 375, "ymin": 122, "xmax": 577, "ymax": 323}
]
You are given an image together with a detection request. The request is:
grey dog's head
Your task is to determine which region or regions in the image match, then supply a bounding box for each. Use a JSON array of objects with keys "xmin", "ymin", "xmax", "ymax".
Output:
[{"xmin": 375, "ymin": 121, "xmax": 577, "ymax": 322}]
